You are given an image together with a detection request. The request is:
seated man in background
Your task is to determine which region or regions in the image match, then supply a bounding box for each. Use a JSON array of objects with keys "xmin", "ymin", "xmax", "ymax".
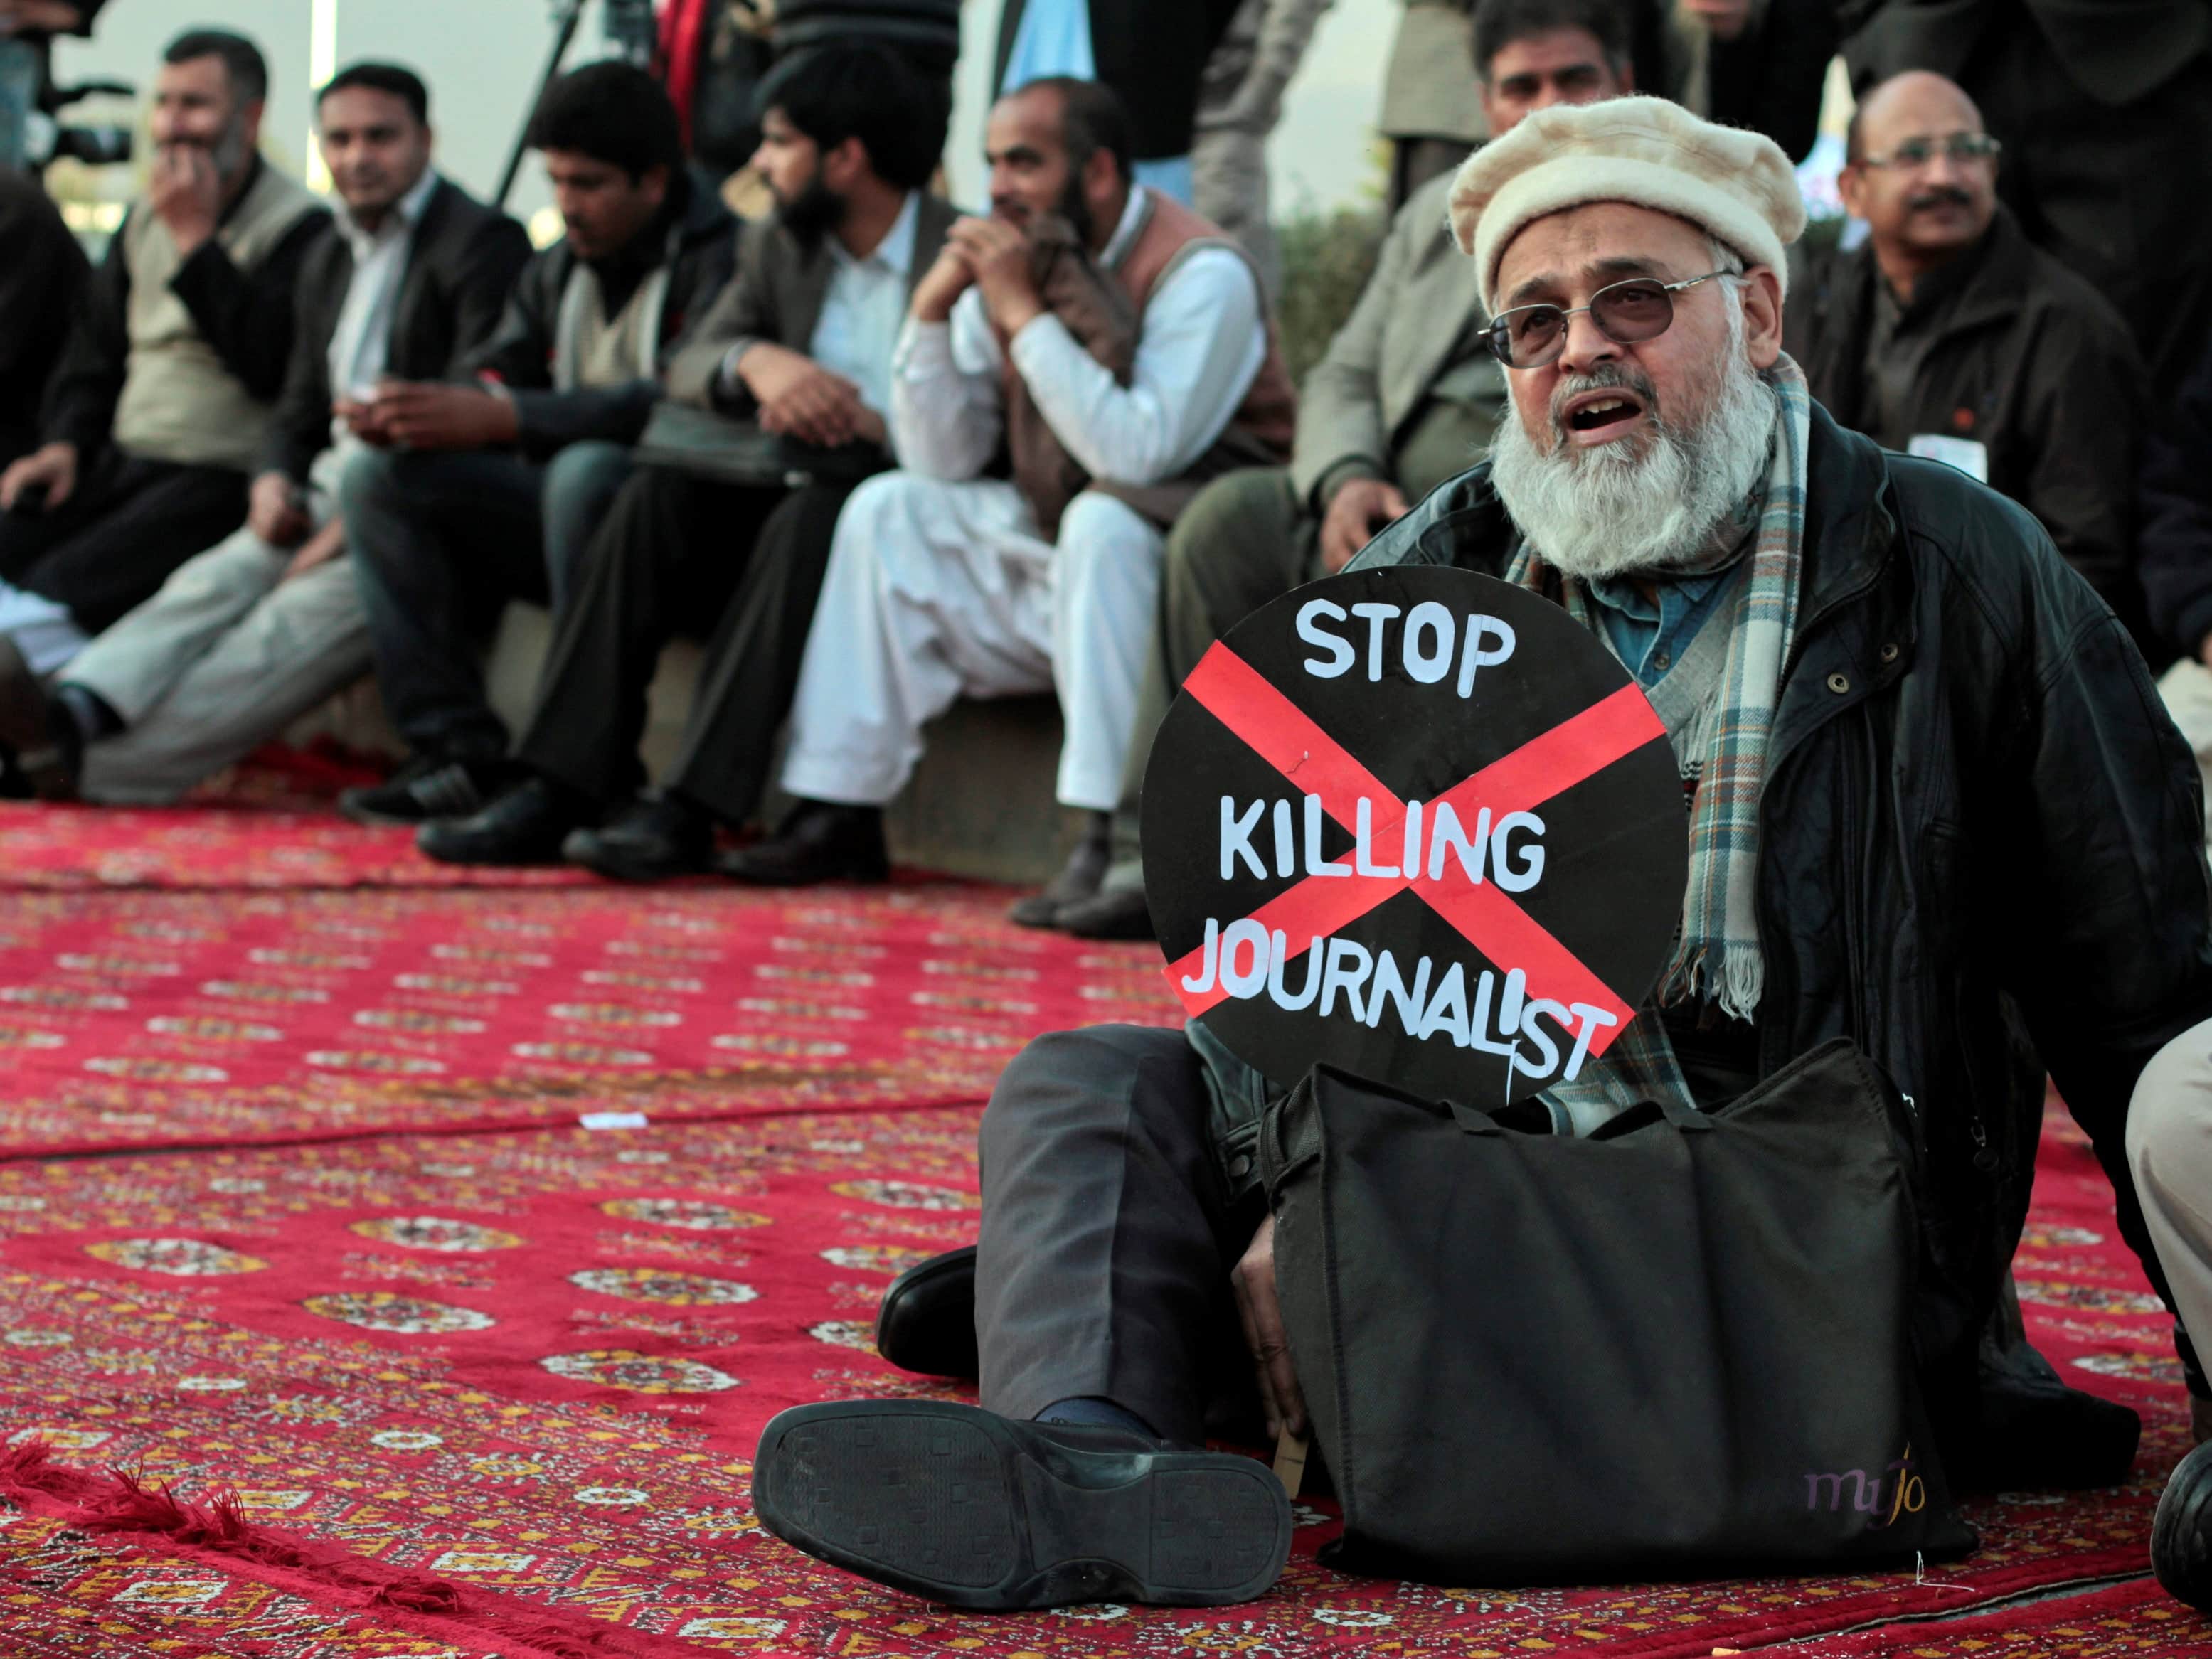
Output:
[
  {"xmin": 750, "ymin": 96, "xmax": 2212, "ymax": 1612},
  {"xmin": 0, "ymin": 64, "xmax": 529, "ymax": 802},
  {"xmin": 0, "ymin": 166, "xmax": 86, "ymax": 471},
  {"xmin": 418, "ymin": 44, "xmax": 957, "ymax": 873},
  {"xmin": 2139, "ymin": 336, "xmax": 2212, "ymax": 841},
  {"xmin": 336, "ymin": 60, "xmax": 735, "ymax": 826},
  {"xmin": 725, "ymin": 76, "xmax": 1292, "ymax": 913},
  {"xmin": 1787, "ymin": 69, "xmax": 2152, "ymax": 648},
  {"xmin": 1045, "ymin": 0, "xmax": 1627, "ymax": 940},
  {"xmin": 0, "ymin": 29, "xmax": 324, "ymax": 698}
]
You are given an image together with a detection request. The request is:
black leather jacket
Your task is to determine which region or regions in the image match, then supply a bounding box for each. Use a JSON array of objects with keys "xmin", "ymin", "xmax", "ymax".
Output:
[{"xmin": 1196, "ymin": 402, "xmax": 2212, "ymax": 1391}]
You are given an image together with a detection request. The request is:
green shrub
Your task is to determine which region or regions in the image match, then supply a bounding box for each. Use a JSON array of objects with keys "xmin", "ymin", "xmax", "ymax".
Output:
[{"xmin": 1275, "ymin": 199, "xmax": 1387, "ymax": 383}]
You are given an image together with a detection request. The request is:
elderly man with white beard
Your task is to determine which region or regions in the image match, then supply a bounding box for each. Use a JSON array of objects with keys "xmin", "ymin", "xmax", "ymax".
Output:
[{"xmin": 743, "ymin": 98, "xmax": 2212, "ymax": 1612}]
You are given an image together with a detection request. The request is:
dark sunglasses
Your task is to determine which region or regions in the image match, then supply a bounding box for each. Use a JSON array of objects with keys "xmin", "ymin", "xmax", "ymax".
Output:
[{"xmin": 1484, "ymin": 270, "xmax": 1732, "ymax": 370}]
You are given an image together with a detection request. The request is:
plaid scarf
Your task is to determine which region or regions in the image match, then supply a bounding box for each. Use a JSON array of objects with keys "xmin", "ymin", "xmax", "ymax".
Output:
[{"xmin": 1504, "ymin": 356, "xmax": 1812, "ymax": 1128}]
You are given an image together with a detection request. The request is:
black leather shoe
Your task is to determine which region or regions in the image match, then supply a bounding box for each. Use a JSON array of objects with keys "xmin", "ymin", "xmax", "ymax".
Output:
[
  {"xmin": 1056, "ymin": 885, "xmax": 1154, "ymax": 941},
  {"xmin": 417, "ymin": 777, "xmax": 588, "ymax": 865},
  {"xmin": 564, "ymin": 792, "xmax": 716, "ymax": 882},
  {"xmin": 0, "ymin": 636, "xmax": 78, "ymax": 800},
  {"xmin": 2154, "ymin": 1440, "xmax": 2212, "ymax": 1611},
  {"xmin": 1009, "ymin": 813, "xmax": 1112, "ymax": 927},
  {"xmin": 753, "ymin": 1400, "xmax": 1290, "ymax": 1609},
  {"xmin": 875, "ymin": 1244, "xmax": 977, "ymax": 1377},
  {"xmin": 340, "ymin": 756, "xmax": 508, "ymax": 826},
  {"xmin": 720, "ymin": 800, "xmax": 888, "ymax": 886}
]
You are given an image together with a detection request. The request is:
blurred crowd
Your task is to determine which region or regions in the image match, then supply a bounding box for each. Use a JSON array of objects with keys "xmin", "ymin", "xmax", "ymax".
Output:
[{"xmin": 0, "ymin": 0, "xmax": 2207, "ymax": 935}]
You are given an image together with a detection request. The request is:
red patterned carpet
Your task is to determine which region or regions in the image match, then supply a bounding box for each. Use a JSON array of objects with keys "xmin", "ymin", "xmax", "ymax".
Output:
[{"xmin": 0, "ymin": 801, "xmax": 2203, "ymax": 1656}]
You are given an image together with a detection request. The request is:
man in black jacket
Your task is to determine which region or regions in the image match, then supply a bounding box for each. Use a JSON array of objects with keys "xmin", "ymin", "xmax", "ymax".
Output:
[
  {"xmin": 419, "ymin": 45, "xmax": 957, "ymax": 874},
  {"xmin": 1786, "ymin": 70, "xmax": 2151, "ymax": 652},
  {"xmin": 0, "ymin": 63, "xmax": 531, "ymax": 804},
  {"xmin": 0, "ymin": 30, "xmax": 324, "ymax": 690},
  {"xmin": 1841, "ymin": 0, "xmax": 2212, "ymax": 398},
  {"xmin": 335, "ymin": 61, "xmax": 735, "ymax": 826},
  {"xmin": 0, "ymin": 167, "xmax": 85, "ymax": 471},
  {"xmin": 746, "ymin": 97, "xmax": 2212, "ymax": 1612}
]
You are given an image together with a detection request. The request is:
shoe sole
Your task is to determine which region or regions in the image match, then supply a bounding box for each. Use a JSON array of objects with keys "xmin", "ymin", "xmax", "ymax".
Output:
[
  {"xmin": 713, "ymin": 853, "xmax": 890, "ymax": 886},
  {"xmin": 568, "ymin": 842, "xmax": 711, "ymax": 883},
  {"xmin": 753, "ymin": 1400, "xmax": 1290, "ymax": 1609}
]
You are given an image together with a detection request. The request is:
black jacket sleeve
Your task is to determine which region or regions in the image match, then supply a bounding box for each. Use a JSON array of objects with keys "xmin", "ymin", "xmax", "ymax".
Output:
[
  {"xmin": 442, "ymin": 217, "xmax": 536, "ymax": 377},
  {"xmin": 1984, "ymin": 499, "xmax": 2212, "ymax": 1317},
  {"xmin": 39, "ymin": 213, "xmax": 133, "ymax": 457},
  {"xmin": 166, "ymin": 208, "xmax": 331, "ymax": 402},
  {"xmin": 2139, "ymin": 339, "xmax": 2212, "ymax": 658},
  {"xmin": 257, "ymin": 237, "xmax": 341, "ymax": 485}
]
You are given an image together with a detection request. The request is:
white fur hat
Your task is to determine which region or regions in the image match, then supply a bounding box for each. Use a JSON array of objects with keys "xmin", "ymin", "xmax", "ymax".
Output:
[{"xmin": 1448, "ymin": 95, "xmax": 1807, "ymax": 313}]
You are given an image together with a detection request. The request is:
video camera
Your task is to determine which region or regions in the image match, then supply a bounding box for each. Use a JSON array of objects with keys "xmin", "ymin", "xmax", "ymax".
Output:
[
  {"xmin": 28, "ymin": 73, "xmax": 134, "ymax": 169},
  {"xmin": 0, "ymin": 20, "xmax": 130, "ymax": 174}
]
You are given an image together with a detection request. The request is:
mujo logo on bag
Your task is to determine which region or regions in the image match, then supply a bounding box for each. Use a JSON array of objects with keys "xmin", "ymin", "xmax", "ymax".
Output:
[
  {"xmin": 1144, "ymin": 567, "xmax": 1688, "ymax": 1105},
  {"xmin": 1807, "ymin": 1444, "xmax": 1929, "ymax": 1529}
]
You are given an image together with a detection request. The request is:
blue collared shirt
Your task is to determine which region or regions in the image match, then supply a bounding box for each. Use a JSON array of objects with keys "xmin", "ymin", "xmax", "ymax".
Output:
[{"xmin": 1583, "ymin": 565, "xmax": 1739, "ymax": 688}]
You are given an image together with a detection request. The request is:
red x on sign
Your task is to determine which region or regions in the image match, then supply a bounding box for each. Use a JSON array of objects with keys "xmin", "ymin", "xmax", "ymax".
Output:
[
  {"xmin": 1165, "ymin": 640, "xmax": 1663, "ymax": 1040},
  {"xmin": 1142, "ymin": 568, "xmax": 1686, "ymax": 1105}
]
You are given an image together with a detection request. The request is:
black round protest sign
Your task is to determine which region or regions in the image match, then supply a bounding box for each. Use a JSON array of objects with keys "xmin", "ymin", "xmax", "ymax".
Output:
[{"xmin": 1142, "ymin": 566, "xmax": 1687, "ymax": 1106}]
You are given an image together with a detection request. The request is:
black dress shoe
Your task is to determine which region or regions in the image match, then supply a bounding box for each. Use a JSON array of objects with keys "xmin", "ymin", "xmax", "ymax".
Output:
[
  {"xmin": 0, "ymin": 636, "xmax": 79, "ymax": 800},
  {"xmin": 416, "ymin": 777, "xmax": 588, "ymax": 865},
  {"xmin": 564, "ymin": 792, "xmax": 716, "ymax": 882},
  {"xmin": 340, "ymin": 756, "xmax": 508, "ymax": 826},
  {"xmin": 1009, "ymin": 812, "xmax": 1113, "ymax": 927},
  {"xmin": 720, "ymin": 800, "xmax": 888, "ymax": 886},
  {"xmin": 875, "ymin": 1244, "xmax": 977, "ymax": 1377},
  {"xmin": 1056, "ymin": 885, "xmax": 1154, "ymax": 941},
  {"xmin": 753, "ymin": 1400, "xmax": 1291, "ymax": 1609},
  {"xmin": 2155, "ymin": 1440, "xmax": 2212, "ymax": 1611}
]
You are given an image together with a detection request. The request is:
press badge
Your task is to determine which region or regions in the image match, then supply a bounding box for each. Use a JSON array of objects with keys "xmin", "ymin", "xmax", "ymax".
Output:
[{"xmin": 1906, "ymin": 433, "xmax": 1989, "ymax": 482}]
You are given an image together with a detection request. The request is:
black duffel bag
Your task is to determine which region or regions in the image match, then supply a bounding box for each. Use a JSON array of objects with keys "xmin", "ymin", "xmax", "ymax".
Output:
[{"xmin": 1257, "ymin": 1037, "xmax": 1977, "ymax": 1583}]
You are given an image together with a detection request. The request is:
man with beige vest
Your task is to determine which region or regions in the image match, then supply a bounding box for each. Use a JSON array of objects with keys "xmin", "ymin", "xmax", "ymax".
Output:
[
  {"xmin": 333, "ymin": 63, "xmax": 735, "ymax": 828},
  {"xmin": 0, "ymin": 30, "xmax": 324, "ymax": 698},
  {"xmin": 722, "ymin": 78, "xmax": 1292, "ymax": 921}
]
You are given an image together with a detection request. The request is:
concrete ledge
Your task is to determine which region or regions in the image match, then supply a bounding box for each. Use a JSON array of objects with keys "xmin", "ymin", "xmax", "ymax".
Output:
[{"xmin": 294, "ymin": 601, "xmax": 1080, "ymax": 885}]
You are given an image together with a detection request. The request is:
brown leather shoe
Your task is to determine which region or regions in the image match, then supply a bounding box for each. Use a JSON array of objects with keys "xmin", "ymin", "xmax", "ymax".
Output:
[
  {"xmin": 1008, "ymin": 813, "xmax": 1112, "ymax": 927},
  {"xmin": 0, "ymin": 636, "xmax": 79, "ymax": 801}
]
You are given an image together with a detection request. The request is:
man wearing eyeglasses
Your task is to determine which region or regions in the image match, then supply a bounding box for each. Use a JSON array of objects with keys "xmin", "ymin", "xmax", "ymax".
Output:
[
  {"xmin": 1787, "ymin": 70, "xmax": 2152, "ymax": 654},
  {"xmin": 748, "ymin": 96, "xmax": 2212, "ymax": 1611}
]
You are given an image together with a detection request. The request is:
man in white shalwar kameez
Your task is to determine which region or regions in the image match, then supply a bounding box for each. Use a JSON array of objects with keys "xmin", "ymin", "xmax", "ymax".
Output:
[{"xmin": 723, "ymin": 76, "xmax": 1297, "ymax": 918}]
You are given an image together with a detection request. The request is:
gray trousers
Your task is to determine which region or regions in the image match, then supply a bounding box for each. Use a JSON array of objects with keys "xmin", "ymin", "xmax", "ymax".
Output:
[
  {"xmin": 1104, "ymin": 466, "xmax": 1324, "ymax": 891},
  {"xmin": 977, "ymin": 1023, "xmax": 1265, "ymax": 1448},
  {"xmin": 2130, "ymin": 1020, "xmax": 2212, "ymax": 1376},
  {"xmin": 68, "ymin": 501, "xmax": 371, "ymax": 806}
]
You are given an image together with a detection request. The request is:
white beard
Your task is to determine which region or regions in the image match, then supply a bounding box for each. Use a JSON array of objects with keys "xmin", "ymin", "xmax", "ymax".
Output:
[{"xmin": 1489, "ymin": 334, "xmax": 1779, "ymax": 582}]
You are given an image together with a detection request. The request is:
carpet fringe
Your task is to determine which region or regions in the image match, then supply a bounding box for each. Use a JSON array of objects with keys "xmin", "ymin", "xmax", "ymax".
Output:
[{"xmin": 0, "ymin": 1440, "xmax": 708, "ymax": 1658}]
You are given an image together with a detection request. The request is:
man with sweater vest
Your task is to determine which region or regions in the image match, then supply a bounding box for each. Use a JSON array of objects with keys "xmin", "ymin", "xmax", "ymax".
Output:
[
  {"xmin": 0, "ymin": 64, "xmax": 532, "ymax": 804},
  {"xmin": 415, "ymin": 44, "xmax": 958, "ymax": 875},
  {"xmin": 723, "ymin": 77, "xmax": 1292, "ymax": 915},
  {"xmin": 0, "ymin": 30, "xmax": 324, "ymax": 695},
  {"xmin": 334, "ymin": 63, "xmax": 733, "ymax": 828}
]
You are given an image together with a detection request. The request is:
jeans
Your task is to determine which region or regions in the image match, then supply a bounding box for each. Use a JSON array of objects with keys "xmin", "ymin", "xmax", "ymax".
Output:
[{"xmin": 339, "ymin": 441, "xmax": 632, "ymax": 759}]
